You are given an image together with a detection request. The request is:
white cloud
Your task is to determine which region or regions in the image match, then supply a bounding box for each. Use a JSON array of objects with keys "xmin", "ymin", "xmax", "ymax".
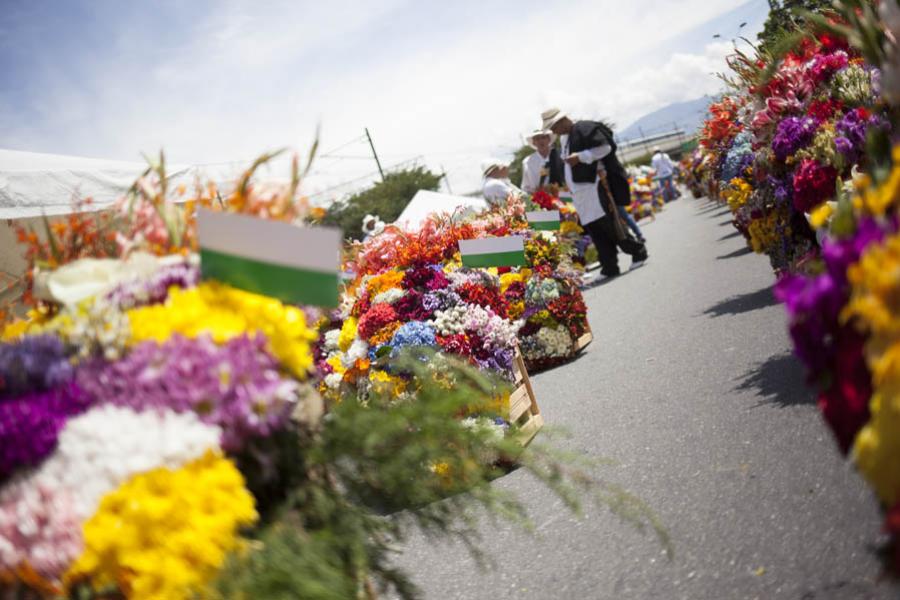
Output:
[{"xmin": 2, "ymin": 0, "xmax": 759, "ymax": 199}]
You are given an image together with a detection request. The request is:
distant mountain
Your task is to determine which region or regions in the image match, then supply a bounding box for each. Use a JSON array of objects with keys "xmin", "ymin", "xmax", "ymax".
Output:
[{"xmin": 617, "ymin": 96, "xmax": 714, "ymax": 142}]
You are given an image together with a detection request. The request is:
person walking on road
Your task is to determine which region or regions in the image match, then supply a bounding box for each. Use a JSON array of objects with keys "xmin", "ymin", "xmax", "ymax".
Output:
[
  {"xmin": 541, "ymin": 107, "xmax": 647, "ymax": 278},
  {"xmin": 651, "ymin": 146, "xmax": 679, "ymax": 203}
]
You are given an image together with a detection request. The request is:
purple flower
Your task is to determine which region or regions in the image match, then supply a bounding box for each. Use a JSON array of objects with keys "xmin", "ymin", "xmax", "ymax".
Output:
[
  {"xmin": 77, "ymin": 334, "xmax": 298, "ymax": 451},
  {"xmin": 772, "ymin": 116, "xmax": 819, "ymax": 161},
  {"xmin": 105, "ymin": 261, "xmax": 200, "ymax": 309},
  {"xmin": 0, "ymin": 381, "xmax": 89, "ymax": 478},
  {"xmin": 0, "ymin": 335, "xmax": 73, "ymax": 399},
  {"xmin": 422, "ymin": 289, "xmax": 461, "ymax": 312},
  {"xmin": 775, "ymin": 218, "xmax": 887, "ymax": 379}
]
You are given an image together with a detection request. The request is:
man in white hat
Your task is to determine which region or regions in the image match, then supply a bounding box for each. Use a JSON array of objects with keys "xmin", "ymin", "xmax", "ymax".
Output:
[
  {"xmin": 481, "ymin": 158, "xmax": 522, "ymax": 206},
  {"xmin": 541, "ymin": 107, "xmax": 647, "ymax": 277},
  {"xmin": 361, "ymin": 214, "xmax": 385, "ymax": 241},
  {"xmin": 521, "ymin": 130, "xmax": 563, "ymax": 194},
  {"xmin": 651, "ymin": 146, "xmax": 678, "ymax": 202}
]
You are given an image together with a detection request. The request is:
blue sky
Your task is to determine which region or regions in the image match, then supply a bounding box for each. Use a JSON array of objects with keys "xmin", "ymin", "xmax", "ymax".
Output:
[{"xmin": 0, "ymin": 0, "xmax": 769, "ymax": 198}]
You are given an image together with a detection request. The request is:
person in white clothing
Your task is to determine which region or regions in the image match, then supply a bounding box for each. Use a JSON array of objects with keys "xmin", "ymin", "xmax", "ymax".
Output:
[
  {"xmin": 481, "ymin": 159, "xmax": 522, "ymax": 206},
  {"xmin": 520, "ymin": 130, "xmax": 559, "ymax": 194},
  {"xmin": 651, "ymin": 146, "xmax": 679, "ymax": 202}
]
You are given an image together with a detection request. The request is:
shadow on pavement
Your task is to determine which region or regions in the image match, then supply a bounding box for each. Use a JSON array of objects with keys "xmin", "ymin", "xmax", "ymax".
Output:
[
  {"xmin": 703, "ymin": 286, "xmax": 777, "ymax": 317},
  {"xmin": 735, "ymin": 352, "xmax": 813, "ymax": 407},
  {"xmin": 718, "ymin": 230, "xmax": 743, "ymax": 242},
  {"xmin": 718, "ymin": 218, "xmax": 734, "ymax": 226},
  {"xmin": 717, "ymin": 246, "xmax": 753, "ymax": 260}
]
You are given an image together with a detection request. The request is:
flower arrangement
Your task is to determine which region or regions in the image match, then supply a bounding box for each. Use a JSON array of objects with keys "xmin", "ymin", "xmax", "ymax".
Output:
[
  {"xmin": 775, "ymin": 147, "xmax": 900, "ymax": 574},
  {"xmin": 696, "ymin": 29, "xmax": 889, "ymax": 273},
  {"xmin": 340, "ymin": 194, "xmax": 591, "ymax": 373}
]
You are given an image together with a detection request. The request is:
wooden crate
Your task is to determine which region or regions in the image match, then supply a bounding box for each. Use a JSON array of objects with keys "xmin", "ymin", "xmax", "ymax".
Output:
[
  {"xmin": 574, "ymin": 319, "xmax": 593, "ymax": 352},
  {"xmin": 507, "ymin": 344, "xmax": 543, "ymax": 447}
]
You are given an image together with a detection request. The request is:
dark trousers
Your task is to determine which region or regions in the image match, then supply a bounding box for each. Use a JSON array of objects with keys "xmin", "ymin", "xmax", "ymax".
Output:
[{"xmin": 583, "ymin": 214, "xmax": 647, "ymax": 276}]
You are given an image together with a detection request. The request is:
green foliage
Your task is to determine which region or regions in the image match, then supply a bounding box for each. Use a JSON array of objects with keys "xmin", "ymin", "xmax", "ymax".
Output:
[
  {"xmin": 507, "ymin": 144, "xmax": 536, "ymax": 188},
  {"xmin": 211, "ymin": 350, "xmax": 671, "ymax": 599},
  {"xmin": 758, "ymin": 0, "xmax": 834, "ymax": 53},
  {"xmin": 320, "ymin": 167, "xmax": 443, "ymax": 241}
]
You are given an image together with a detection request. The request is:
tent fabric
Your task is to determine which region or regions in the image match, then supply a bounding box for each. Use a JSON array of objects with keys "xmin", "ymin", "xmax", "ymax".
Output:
[
  {"xmin": 393, "ymin": 190, "xmax": 488, "ymax": 230},
  {"xmin": 0, "ymin": 148, "xmax": 196, "ymax": 219}
]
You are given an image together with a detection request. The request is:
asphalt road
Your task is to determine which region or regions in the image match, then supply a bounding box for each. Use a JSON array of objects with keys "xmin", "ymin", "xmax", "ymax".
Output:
[{"xmin": 394, "ymin": 197, "xmax": 900, "ymax": 600}]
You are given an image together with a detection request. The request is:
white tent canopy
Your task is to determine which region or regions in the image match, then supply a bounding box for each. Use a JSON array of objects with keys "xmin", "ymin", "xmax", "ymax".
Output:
[
  {"xmin": 0, "ymin": 148, "xmax": 207, "ymax": 219},
  {"xmin": 393, "ymin": 190, "xmax": 487, "ymax": 230}
]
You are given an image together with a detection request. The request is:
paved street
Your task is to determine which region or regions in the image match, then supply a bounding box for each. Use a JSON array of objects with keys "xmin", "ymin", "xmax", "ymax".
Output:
[{"xmin": 396, "ymin": 198, "xmax": 900, "ymax": 599}]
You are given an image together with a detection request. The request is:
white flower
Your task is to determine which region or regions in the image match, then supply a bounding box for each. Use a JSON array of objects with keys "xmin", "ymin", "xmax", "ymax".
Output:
[
  {"xmin": 430, "ymin": 305, "xmax": 467, "ymax": 336},
  {"xmin": 372, "ymin": 288, "xmax": 405, "ymax": 305},
  {"xmin": 0, "ymin": 405, "xmax": 220, "ymax": 522},
  {"xmin": 341, "ymin": 339, "xmax": 369, "ymax": 369},
  {"xmin": 522, "ymin": 326, "xmax": 574, "ymax": 360},
  {"xmin": 35, "ymin": 252, "xmax": 168, "ymax": 307},
  {"xmin": 323, "ymin": 329, "xmax": 341, "ymax": 351},
  {"xmin": 325, "ymin": 373, "xmax": 344, "ymax": 390}
]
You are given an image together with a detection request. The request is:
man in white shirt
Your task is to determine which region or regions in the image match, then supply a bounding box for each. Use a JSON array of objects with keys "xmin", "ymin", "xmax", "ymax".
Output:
[
  {"xmin": 521, "ymin": 130, "xmax": 559, "ymax": 194},
  {"xmin": 481, "ymin": 159, "xmax": 522, "ymax": 206},
  {"xmin": 651, "ymin": 146, "xmax": 678, "ymax": 202}
]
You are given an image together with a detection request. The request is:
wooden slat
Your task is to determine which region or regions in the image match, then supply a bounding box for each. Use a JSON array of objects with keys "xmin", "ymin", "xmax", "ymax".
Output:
[
  {"xmin": 508, "ymin": 384, "xmax": 532, "ymax": 422},
  {"xmin": 513, "ymin": 414, "xmax": 544, "ymax": 447}
]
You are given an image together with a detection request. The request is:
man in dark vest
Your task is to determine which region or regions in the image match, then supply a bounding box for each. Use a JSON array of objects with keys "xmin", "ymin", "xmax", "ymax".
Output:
[{"xmin": 541, "ymin": 107, "xmax": 647, "ymax": 277}]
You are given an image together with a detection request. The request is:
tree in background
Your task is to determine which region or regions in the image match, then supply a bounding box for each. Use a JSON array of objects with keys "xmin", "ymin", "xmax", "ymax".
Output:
[
  {"xmin": 321, "ymin": 167, "xmax": 443, "ymax": 241},
  {"xmin": 507, "ymin": 145, "xmax": 535, "ymax": 188},
  {"xmin": 758, "ymin": 0, "xmax": 834, "ymax": 52}
]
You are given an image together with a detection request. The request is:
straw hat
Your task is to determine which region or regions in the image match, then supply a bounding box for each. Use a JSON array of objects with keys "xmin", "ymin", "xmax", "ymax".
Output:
[
  {"xmin": 524, "ymin": 129, "xmax": 556, "ymax": 148},
  {"xmin": 541, "ymin": 107, "xmax": 568, "ymax": 130},
  {"xmin": 480, "ymin": 158, "xmax": 508, "ymax": 178}
]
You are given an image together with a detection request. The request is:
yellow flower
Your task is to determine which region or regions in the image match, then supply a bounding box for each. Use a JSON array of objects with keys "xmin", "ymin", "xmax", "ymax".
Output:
[
  {"xmin": 747, "ymin": 209, "xmax": 787, "ymax": 254},
  {"xmin": 499, "ymin": 272, "xmax": 523, "ymax": 294},
  {"xmin": 560, "ymin": 221, "xmax": 582, "ymax": 235},
  {"xmin": 365, "ymin": 271, "xmax": 404, "ymax": 296},
  {"xmin": 842, "ymin": 231, "xmax": 900, "ymax": 505},
  {"xmin": 723, "ymin": 178, "xmax": 752, "ymax": 212},
  {"xmin": 369, "ymin": 369, "xmax": 407, "ymax": 395},
  {"xmin": 856, "ymin": 146, "xmax": 900, "ymax": 217},
  {"xmin": 66, "ymin": 451, "xmax": 257, "ymax": 600},
  {"xmin": 326, "ymin": 354, "xmax": 346, "ymax": 375},
  {"xmin": 338, "ymin": 316, "xmax": 358, "ymax": 352},
  {"xmin": 127, "ymin": 282, "xmax": 316, "ymax": 378},
  {"xmin": 1, "ymin": 319, "xmax": 30, "ymax": 341},
  {"xmin": 809, "ymin": 202, "xmax": 834, "ymax": 229}
]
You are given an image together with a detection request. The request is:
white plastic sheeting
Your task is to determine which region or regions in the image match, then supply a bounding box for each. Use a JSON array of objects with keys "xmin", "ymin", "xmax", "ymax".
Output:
[
  {"xmin": 393, "ymin": 190, "xmax": 487, "ymax": 230},
  {"xmin": 0, "ymin": 149, "xmax": 200, "ymax": 219}
]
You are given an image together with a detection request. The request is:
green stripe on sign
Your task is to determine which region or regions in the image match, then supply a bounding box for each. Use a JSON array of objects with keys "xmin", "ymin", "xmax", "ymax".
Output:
[
  {"xmin": 530, "ymin": 220, "xmax": 560, "ymax": 231},
  {"xmin": 200, "ymin": 248, "xmax": 339, "ymax": 307},
  {"xmin": 461, "ymin": 250, "xmax": 527, "ymax": 268}
]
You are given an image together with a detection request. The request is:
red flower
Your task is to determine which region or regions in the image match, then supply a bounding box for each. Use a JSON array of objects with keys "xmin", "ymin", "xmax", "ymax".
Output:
[
  {"xmin": 358, "ymin": 303, "xmax": 398, "ymax": 340},
  {"xmin": 792, "ymin": 159, "xmax": 838, "ymax": 213},
  {"xmin": 393, "ymin": 290, "xmax": 432, "ymax": 321},
  {"xmin": 807, "ymin": 98, "xmax": 843, "ymax": 122},
  {"xmin": 532, "ymin": 189, "xmax": 557, "ymax": 210},
  {"xmin": 437, "ymin": 333, "xmax": 472, "ymax": 357},
  {"xmin": 817, "ymin": 328, "xmax": 872, "ymax": 454},
  {"xmin": 456, "ymin": 282, "xmax": 509, "ymax": 318}
]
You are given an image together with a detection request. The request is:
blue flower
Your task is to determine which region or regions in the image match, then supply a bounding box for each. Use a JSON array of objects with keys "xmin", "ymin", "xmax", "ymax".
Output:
[{"xmin": 389, "ymin": 321, "xmax": 437, "ymax": 357}]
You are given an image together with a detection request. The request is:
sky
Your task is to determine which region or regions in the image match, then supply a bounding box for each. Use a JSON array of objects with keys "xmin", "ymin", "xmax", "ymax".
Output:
[{"xmin": 0, "ymin": 0, "xmax": 769, "ymax": 201}]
